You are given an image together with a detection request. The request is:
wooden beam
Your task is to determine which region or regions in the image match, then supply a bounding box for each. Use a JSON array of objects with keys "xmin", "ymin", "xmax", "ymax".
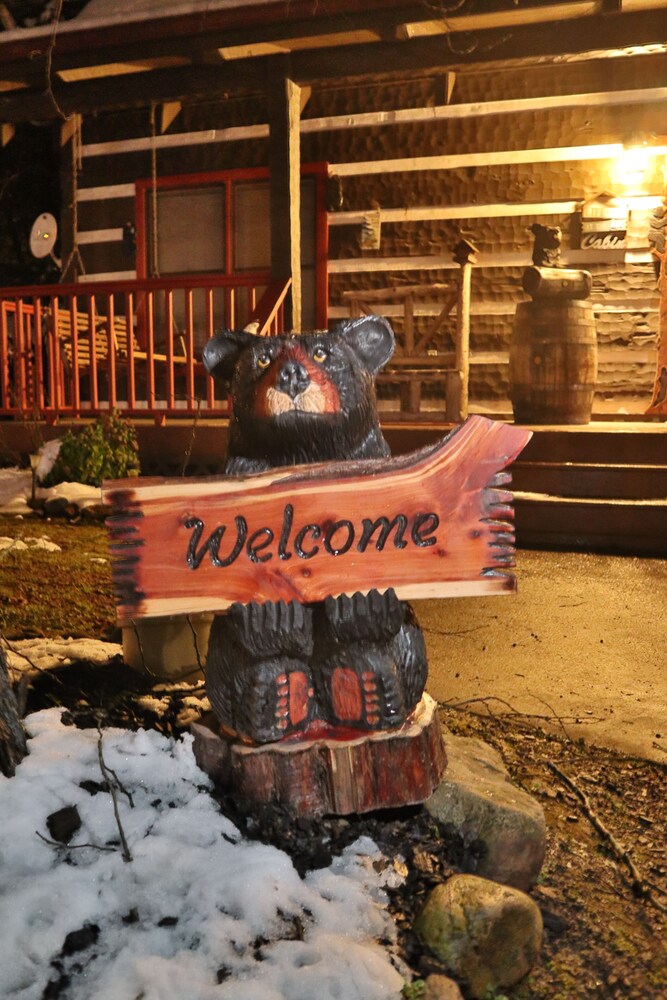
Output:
[
  {"xmin": 302, "ymin": 82, "xmax": 667, "ymax": 131},
  {"xmin": 290, "ymin": 9, "xmax": 667, "ymax": 81},
  {"xmin": 329, "ymin": 197, "xmax": 663, "ymax": 227},
  {"xmin": 78, "ymin": 270, "xmax": 137, "ymax": 282},
  {"xmin": 299, "ymin": 85, "xmax": 312, "ymax": 114},
  {"xmin": 77, "ymin": 183, "xmax": 135, "ymax": 201},
  {"xmin": 328, "ymin": 248, "xmax": 654, "ymax": 273},
  {"xmin": 77, "ymin": 84, "xmax": 667, "ymax": 160},
  {"xmin": 0, "ymin": 63, "xmax": 267, "ymax": 124},
  {"xmin": 78, "ymin": 228, "xmax": 124, "ymax": 244},
  {"xmin": 331, "ymin": 142, "xmax": 667, "ymax": 178},
  {"xmin": 396, "ymin": 2, "xmax": 604, "ymax": 39},
  {"xmin": 59, "ymin": 116, "xmax": 81, "ymax": 281},
  {"xmin": 328, "ymin": 301, "xmax": 659, "ymax": 319},
  {"xmin": 218, "ymin": 29, "xmax": 382, "ymax": 60},
  {"xmin": 81, "ymin": 123, "xmax": 268, "ymax": 157},
  {"xmin": 57, "ymin": 57, "xmax": 190, "ymax": 84},
  {"xmin": 269, "ymin": 64, "xmax": 301, "ymax": 332},
  {"xmin": 454, "ymin": 244, "xmax": 475, "ymax": 422},
  {"xmin": 160, "ymin": 100, "xmax": 182, "ymax": 133},
  {"xmin": 3, "ymin": 10, "xmax": 667, "ymax": 124},
  {"xmin": 60, "ymin": 113, "xmax": 81, "ymax": 148},
  {"xmin": 0, "ymin": 3, "xmax": 16, "ymax": 30},
  {"xmin": 0, "ymin": 81, "xmax": 28, "ymax": 93},
  {"xmin": 0, "ymin": 1, "xmax": 412, "ymax": 66}
]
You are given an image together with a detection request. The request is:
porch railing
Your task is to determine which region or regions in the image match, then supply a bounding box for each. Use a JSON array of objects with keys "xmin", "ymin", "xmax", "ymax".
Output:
[{"xmin": 0, "ymin": 272, "xmax": 289, "ymax": 423}]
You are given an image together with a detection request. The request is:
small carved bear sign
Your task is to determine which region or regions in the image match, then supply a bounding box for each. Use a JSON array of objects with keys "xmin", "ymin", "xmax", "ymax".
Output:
[
  {"xmin": 202, "ymin": 316, "xmax": 428, "ymax": 744},
  {"xmin": 530, "ymin": 222, "xmax": 562, "ymax": 267}
]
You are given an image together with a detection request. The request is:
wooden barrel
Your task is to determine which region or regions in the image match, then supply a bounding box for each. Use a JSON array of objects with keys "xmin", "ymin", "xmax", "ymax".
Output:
[{"xmin": 509, "ymin": 299, "xmax": 598, "ymax": 424}]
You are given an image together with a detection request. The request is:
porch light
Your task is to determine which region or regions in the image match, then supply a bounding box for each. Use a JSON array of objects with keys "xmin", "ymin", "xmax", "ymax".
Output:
[{"xmin": 614, "ymin": 136, "xmax": 667, "ymax": 193}]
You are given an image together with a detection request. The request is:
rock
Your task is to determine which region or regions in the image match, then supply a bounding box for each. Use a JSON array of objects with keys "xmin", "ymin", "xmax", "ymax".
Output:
[
  {"xmin": 423, "ymin": 973, "xmax": 465, "ymax": 999},
  {"xmin": 0, "ymin": 537, "xmax": 28, "ymax": 552},
  {"xmin": 46, "ymin": 805, "xmax": 81, "ymax": 844},
  {"xmin": 43, "ymin": 496, "xmax": 78, "ymax": 520},
  {"xmin": 28, "ymin": 536, "xmax": 62, "ymax": 552},
  {"xmin": 425, "ymin": 730, "xmax": 546, "ymax": 890},
  {"xmin": 80, "ymin": 503, "xmax": 109, "ymax": 522},
  {"xmin": 414, "ymin": 874, "xmax": 543, "ymax": 1000}
]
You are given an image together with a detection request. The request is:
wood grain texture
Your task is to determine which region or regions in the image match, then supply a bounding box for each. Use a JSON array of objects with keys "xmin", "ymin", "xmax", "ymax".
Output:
[
  {"xmin": 190, "ymin": 692, "xmax": 446, "ymax": 815},
  {"xmin": 103, "ymin": 414, "xmax": 532, "ymax": 620}
]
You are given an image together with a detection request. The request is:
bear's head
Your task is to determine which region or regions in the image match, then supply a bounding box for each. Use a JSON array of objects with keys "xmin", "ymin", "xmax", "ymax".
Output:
[{"xmin": 202, "ymin": 315, "xmax": 394, "ymax": 470}]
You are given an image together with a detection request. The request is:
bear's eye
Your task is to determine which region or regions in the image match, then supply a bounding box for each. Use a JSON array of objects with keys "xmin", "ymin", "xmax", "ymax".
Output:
[
  {"xmin": 312, "ymin": 346, "xmax": 328, "ymax": 363},
  {"xmin": 257, "ymin": 352, "xmax": 272, "ymax": 369}
]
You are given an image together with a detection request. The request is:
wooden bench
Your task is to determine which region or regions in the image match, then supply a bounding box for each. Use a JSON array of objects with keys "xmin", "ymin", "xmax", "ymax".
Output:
[{"xmin": 51, "ymin": 307, "xmax": 188, "ymax": 371}]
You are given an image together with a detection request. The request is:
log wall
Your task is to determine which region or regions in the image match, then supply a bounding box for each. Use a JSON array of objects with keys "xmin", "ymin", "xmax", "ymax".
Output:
[{"xmin": 71, "ymin": 48, "xmax": 667, "ymax": 416}]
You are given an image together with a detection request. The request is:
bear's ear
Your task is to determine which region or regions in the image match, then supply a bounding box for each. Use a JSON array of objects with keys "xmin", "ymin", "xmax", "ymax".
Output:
[
  {"xmin": 339, "ymin": 315, "xmax": 394, "ymax": 374},
  {"xmin": 202, "ymin": 329, "xmax": 256, "ymax": 382}
]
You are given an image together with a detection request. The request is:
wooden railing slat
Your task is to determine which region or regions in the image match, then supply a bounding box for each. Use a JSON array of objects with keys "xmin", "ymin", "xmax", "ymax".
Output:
[{"xmin": 0, "ymin": 271, "xmax": 292, "ymax": 421}]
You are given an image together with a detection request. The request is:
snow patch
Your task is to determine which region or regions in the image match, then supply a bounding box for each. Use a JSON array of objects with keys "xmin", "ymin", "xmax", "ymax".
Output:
[
  {"xmin": 4, "ymin": 637, "xmax": 122, "ymax": 676},
  {"xmin": 0, "ymin": 467, "xmax": 103, "ymax": 516},
  {"xmin": 0, "ymin": 711, "xmax": 404, "ymax": 1000},
  {"xmin": 0, "ymin": 535, "xmax": 62, "ymax": 553},
  {"xmin": 35, "ymin": 438, "xmax": 62, "ymax": 483}
]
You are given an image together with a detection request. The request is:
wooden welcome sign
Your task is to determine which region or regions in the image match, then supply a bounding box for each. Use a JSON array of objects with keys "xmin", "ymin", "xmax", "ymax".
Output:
[{"xmin": 102, "ymin": 416, "xmax": 532, "ymax": 622}]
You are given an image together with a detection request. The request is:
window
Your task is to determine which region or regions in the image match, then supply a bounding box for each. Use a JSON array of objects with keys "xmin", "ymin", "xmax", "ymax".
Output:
[{"xmin": 137, "ymin": 166, "xmax": 326, "ymax": 340}]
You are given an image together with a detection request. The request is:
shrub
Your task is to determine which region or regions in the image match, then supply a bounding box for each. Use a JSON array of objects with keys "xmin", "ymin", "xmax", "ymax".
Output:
[{"xmin": 43, "ymin": 413, "xmax": 140, "ymax": 487}]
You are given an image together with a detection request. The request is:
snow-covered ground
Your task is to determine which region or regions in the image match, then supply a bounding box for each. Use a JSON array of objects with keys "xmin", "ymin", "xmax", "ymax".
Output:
[
  {"xmin": 0, "ymin": 465, "xmax": 102, "ymax": 517},
  {"xmin": 0, "ymin": 711, "xmax": 406, "ymax": 1000},
  {"xmin": 0, "ymin": 463, "xmax": 407, "ymax": 998}
]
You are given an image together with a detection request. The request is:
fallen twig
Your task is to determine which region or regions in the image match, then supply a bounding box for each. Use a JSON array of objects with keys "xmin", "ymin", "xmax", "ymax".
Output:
[
  {"xmin": 129, "ymin": 619, "xmax": 158, "ymax": 678},
  {"xmin": 36, "ymin": 831, "xmax": 116, "ymax": 853},
  {"xmin": 528, "ymin": 691, "xmax": 577, "ymax": 743},
  {"xmin": 547, "ymin": 761, "xmax": 666, "ymax": 915},
  {"xmin": 181, "ymin": 397, "xmax": 202, "ymax": 477},
  {"xmin": 1, "ymin": 635, "xmax": 64, "ymax": 686},
  {"xmin": 96, "ymin": 728, "xmax": 133, "ymax": 863},
  {"xmin": 423, "ymin": 624, "xmax": 488, "ymax": 638},
  {"xmin": 186, "ymin": 615, "xmax": 206, "ymax": 677},
  {"xmin": 439, "ymin": 695, "xmax": 602, "ymax": 728}
]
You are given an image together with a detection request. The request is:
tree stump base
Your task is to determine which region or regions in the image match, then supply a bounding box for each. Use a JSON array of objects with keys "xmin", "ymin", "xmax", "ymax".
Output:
[{"xmin": 191, "ymin": 693, "xmax": 446, "ymax": 816}]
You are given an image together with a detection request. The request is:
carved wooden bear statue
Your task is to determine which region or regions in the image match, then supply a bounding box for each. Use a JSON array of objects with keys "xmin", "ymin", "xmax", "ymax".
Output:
[{"xmin": 202, "ymin": 315, "xmax": 428, "ymax": 744}]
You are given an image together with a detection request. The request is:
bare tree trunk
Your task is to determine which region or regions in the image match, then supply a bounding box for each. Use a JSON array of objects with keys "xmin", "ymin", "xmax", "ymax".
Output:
[{"xmin": 0, "ymin": 646, "xmax": 28, "ymax": 777}]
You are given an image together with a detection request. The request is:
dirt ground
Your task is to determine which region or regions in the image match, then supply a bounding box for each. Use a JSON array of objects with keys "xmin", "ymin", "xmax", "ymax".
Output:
[{"xmin": 1, "ymin": 515, "xmax": 666, "ymax": 998}]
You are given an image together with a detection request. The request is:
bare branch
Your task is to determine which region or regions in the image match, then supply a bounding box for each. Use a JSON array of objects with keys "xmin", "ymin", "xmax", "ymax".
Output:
[
  {"xmin": 96, "ymin": 728, "xmax": 133, "ymax": 863},
  {"xmin": 547, "ymin": 761, "xmax": 666, "ymax": 916}
]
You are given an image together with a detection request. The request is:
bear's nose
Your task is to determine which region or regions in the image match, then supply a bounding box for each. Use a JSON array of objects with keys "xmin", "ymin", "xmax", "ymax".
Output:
[{"xmin": 278, "ymin": 360, "xmax": 310, "ymax": 399}]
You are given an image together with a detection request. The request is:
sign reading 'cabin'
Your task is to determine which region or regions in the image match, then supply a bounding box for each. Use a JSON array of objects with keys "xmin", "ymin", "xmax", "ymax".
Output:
[{"xmin": 102, "ymin": 416, "xmax": 532, "ymax": 621}]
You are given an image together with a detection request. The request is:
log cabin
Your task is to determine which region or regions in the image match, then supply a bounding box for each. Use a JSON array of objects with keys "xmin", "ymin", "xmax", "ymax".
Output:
[{"xmin": 0, "ymin": 0, "xmax": 665, "ymax": 553}]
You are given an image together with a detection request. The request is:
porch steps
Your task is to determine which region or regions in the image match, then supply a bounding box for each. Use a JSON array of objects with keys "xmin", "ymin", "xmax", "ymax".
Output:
[
  {"xmin": 510, "ymin": 424, "xmax": 667, "ymax": 556},
  {"xmin": 384, "ymin": 420, "xmax": 667, "ymax": 557}
]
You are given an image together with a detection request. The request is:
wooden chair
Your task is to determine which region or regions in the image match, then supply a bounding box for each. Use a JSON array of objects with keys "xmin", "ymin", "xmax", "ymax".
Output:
[
  {"xmin": 342, "ymin": 281, "xmax": 468, "ymax": 422},
  {"xmin": 342, "ymin": 243, "xmax": 475, "ymax": 422}
]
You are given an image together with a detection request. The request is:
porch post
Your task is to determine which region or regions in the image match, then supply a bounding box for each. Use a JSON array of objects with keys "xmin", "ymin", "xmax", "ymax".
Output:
[
  {"xmin": 60, "ymin": 115, "xmax": 80, "ymax": 281},
  {"xmin": 268, "ymin": 60, "xmax": 301, "ymax": 332}
]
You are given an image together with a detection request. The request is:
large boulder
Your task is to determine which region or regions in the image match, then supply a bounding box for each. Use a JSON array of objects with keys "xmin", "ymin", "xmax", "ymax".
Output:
[
  {"xmin": 414, "ymin": 874, "xmax": 543, "ymax": 999},
  {"xmin": 425, "ymin": 730, "xmax": 546, "ymax": 890}
]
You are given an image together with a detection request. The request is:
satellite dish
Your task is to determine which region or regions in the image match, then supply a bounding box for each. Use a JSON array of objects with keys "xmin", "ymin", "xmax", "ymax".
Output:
[{"xmin": 30, "ymin": 213, "xmax": 61, "ymax": 265}]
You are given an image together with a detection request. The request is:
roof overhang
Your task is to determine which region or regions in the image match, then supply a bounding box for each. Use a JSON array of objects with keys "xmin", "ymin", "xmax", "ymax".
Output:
[{"xmin": 1, "ymin": 1, "xmax": 667, "ymax": 123}]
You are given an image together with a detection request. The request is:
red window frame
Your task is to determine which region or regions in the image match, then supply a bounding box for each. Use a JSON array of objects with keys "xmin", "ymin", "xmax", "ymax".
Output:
[{"xmin": 134, "ymin": 163, "xmax": 329, "ymax": 329}]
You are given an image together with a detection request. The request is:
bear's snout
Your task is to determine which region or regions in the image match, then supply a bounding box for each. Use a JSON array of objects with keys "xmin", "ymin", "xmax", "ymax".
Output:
[{"xmin": 278, "ymin": 360, "xmax": 310, "ymax": 399}]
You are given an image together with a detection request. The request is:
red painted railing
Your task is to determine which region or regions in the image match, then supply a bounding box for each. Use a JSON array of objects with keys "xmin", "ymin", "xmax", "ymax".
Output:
[{"xmin": 0, "ymin": 273, "xmax": 288, "ymax": 423}]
